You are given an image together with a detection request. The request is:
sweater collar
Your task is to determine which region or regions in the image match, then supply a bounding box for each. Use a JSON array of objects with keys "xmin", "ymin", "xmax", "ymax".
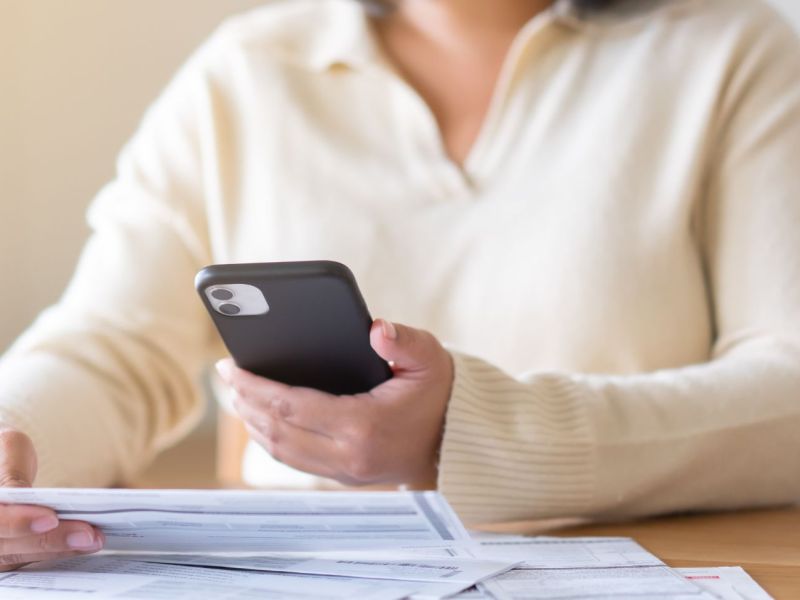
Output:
[{"xmin": 302, "ymin": 0, "xmax": 698, "ymax": 72}]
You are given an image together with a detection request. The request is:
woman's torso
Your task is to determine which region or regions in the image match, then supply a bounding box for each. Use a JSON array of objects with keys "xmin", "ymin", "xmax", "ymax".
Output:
[{"xmin": 193, "ymin": 0, "xmax": 774, "ymax": 485}]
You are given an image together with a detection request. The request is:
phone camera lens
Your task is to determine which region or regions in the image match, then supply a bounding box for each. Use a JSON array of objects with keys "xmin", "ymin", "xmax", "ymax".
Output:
[
  {"xmin": 218, "ymin": 303, "xmax": 241, "ymax": 316},
  {"xmin": 211, "ymin": 288, "xmax": 234, "ymax": 301}
]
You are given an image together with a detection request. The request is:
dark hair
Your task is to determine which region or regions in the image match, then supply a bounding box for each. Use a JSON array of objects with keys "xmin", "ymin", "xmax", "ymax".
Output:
[
  {"xmin": 359, "ymin": 0, "xmax": 618, "ymax": 14},
  {"xmin": 573, "ymin": 0, "xmax": 616, "ymax": 8}
]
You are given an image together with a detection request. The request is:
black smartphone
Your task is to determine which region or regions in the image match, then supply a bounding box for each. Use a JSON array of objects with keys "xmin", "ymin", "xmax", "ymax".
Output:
[{"xmin": 195, "ymin": 261, "xmax": 392, "ymax": 395}]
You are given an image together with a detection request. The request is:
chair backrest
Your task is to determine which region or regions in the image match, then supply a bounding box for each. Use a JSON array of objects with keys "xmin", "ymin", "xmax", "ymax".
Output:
[{"xmin": 216, "ymin": 410, "xmax": 251, "ymax": 487}]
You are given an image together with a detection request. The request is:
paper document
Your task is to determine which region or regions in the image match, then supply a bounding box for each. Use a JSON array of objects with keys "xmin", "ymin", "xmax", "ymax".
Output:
[
  {"xmin": 0, "ymin": 490, "xmax": 771, "ymax": 600},
  {"xmin": 132, "ymin": 552, "xmax": 516, "ymax": 584},
  {"xmin": 444, "ymin": 567, "xmax": 775, "ymax": 600},
  {"xmin": 479, "ymin": 565, "xmax": 707, "ymax": 599},
  {"xmin": 472, "ymin": 535, "xmax": 707, "ymax": 599},
  {"xmin": 0, "ymin": 556, "xmax": 424, "ymax": 600},
  {"xmin": 677, "ymin": 567, "xmax": 774, "ymax": 600},
  {"xmin": 474, "ymin": 536, "xmax": 664, "ymax": 568},
  {"xmin": 450, "ymin": 589, "xmax": 491, "ymax": 599},
  {"xmin": 0, "ymin": 489, "xmax": 468, "ymax": 552}
]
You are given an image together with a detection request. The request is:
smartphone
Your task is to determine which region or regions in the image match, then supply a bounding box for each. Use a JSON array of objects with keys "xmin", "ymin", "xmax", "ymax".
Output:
[{"xmin": 195, "ymin": 261, "xmax": 392, "ymax": 395}]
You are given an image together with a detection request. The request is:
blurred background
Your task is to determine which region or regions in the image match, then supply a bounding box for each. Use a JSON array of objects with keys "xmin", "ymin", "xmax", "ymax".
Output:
[
  {"xmin": 0, "ymin": 0, "xmax": 266, "ymax": 486},
  {"xmin": 1, "ymin": 0, "xmax": 799, "ymax": 483}
]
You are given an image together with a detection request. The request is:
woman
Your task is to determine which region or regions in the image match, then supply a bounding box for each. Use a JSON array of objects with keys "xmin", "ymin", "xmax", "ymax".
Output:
[{"xmin": 1, "ymin": 0, "xmax": 799, "ymax": 571}]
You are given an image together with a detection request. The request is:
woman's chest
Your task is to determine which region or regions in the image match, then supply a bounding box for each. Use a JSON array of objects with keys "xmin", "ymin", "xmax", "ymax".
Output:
[{"xmin": 206, "ymin": 56, "xmax": 718, "ymax": 374}]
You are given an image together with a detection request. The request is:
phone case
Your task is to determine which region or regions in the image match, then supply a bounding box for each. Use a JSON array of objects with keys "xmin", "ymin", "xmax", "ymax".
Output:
[{"xmin": 196, "ymin": 261, "xmax": 392, "ymax": 395}]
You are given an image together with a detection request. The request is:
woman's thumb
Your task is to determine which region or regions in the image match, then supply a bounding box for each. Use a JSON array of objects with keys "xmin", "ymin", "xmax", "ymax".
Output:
[
  {"xmin": 370, "ymin": 319, "xmax": 440, "ymax": 373},
  {"xmin": 0, "ymin": 429, "xmax": 37, "ymax": 488}
]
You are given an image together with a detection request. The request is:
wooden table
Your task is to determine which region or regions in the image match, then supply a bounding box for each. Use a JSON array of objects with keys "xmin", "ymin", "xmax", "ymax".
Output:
[
  {"xmin": 481, "ymin": 506, "xmax": 800, "ymax": 599},
  {"xmin": 139, "ymin": 425, "xmax": 800, "ymax": 597}
]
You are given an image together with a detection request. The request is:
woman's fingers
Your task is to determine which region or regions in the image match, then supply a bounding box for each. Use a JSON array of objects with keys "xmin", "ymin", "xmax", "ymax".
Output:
[
  {"xmin": 241, "ymin": 416, "xmax": 370, "ymax": 484},
  {"xmin": 0, "ymin": 504, "xmax": 59, "ymax": 538},
  {"xmin": 0, "ymin": 521, "xmax": 105, "ymax": 571},
  {"xmin": 0, "ymin": 429, "xmax": 37, "ymax": 488},
  {"xmin": 0, "ymin": 520, "xmax": 103, "ymax": 555},
  {"xmin": 219, "ymin": 360, "xmax": 353, "ymax": 436},
  {"xmin": 0, "ymin": 428, "xmax": 105, "ymax": 572}
]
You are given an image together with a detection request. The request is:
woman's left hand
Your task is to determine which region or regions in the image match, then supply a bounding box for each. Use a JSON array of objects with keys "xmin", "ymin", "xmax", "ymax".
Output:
[{"xmin": 216, "ymin": 320, "xmax": 454, "ymax": 489}]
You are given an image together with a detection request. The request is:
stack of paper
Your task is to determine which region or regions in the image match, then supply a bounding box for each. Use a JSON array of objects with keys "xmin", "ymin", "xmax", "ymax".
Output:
[
  {"xmin": 457, "ymin": 533, "xmax": 774, "ymax": 599},
  {"xmin": 0, "ymin": 489, "xmax": 775, "ymax": 599},
  {"xmin": 0, "ymin": 489, "xmax": 469, "ymax": 552}
]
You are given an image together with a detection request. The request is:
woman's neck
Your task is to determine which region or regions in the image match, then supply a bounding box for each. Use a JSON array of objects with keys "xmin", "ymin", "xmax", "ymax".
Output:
[
  {"xmin": 390, "ymin": 0, "xmax": 554, "ymax": 51},
  {"xmin": 372, "ymin": 0, "xmax": 555, "ymax": 167}
]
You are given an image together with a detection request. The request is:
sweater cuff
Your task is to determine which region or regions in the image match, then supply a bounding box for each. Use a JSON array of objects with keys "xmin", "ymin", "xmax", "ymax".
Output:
[
  {"xmin": 0, "ymin": 394, "xmax": 63, "ymax": 487},
  {"xmin": 0, "ymin": 353, "xmax": 128, "ymax": 488},
  {"xmin": 437, "ymin": 351, "xmax": 596, "ymax": 525}
]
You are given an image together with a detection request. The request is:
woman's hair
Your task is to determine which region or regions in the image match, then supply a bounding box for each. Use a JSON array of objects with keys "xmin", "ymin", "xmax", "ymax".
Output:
[{"xmin": 358, "ymin": 0, "xmax": 618, "ymax": 14}]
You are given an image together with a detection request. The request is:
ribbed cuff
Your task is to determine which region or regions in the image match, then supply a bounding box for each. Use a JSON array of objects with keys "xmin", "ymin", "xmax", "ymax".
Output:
[
  {"xmin": 0, "ymin": 396, "xmax": 65, "ymax": 488},
  {"xmin": 437, "ymin": 351, "xmax": 596, "ymax": 525},
  {"xmin": 0, "ymin": 354, "xmax": 125, "ymax": 488}
]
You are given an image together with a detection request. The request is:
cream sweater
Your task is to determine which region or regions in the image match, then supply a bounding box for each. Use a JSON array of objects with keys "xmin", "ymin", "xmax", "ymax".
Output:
[{"xmin": 1, "ymin": 0, "xmax": 799, "ymax": 524}]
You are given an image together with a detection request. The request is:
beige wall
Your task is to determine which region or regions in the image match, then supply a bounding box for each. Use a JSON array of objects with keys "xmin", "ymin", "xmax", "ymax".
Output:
[
  {"xmin": 0, "ymin": 1, "xmax": 264, "ymax": 352},
  {"xmin": 2, "ymin": 0, "xmax": 799, "ymax": 353},
  {"xmin": 772, "ymin": 0, "xmax": 800, "ymax": 25}
]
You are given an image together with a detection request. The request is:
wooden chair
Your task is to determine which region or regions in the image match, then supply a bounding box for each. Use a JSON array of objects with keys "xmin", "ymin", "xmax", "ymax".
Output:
[{"xmin": 216, "ymin": 410, "xmax": 251, "ymax": 487}]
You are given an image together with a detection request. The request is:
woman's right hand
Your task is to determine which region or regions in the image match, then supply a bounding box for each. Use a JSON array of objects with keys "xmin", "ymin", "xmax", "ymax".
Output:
[{"xmin": 0, "ymin": 428, "xmax": 104, "ymax": 571}]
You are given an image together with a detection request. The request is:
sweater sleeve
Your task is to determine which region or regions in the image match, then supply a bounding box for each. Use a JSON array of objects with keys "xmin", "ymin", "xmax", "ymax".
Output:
[
  {"xmin": 438, "ymin": 12, "xmax": 800, "ymax": 524},
  {"xmin": 0, "ymin": 41, "xmax": 225, "ymax": 487}
]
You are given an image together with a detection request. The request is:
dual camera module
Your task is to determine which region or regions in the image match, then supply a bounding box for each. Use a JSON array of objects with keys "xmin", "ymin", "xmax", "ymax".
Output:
[
  {"xmin": 205, "ymin": 284, "xmax": 270, "ymax": 317},
  {"xmin": 210, "ymin": 288, "xmax": 240, "ymax": 315}
]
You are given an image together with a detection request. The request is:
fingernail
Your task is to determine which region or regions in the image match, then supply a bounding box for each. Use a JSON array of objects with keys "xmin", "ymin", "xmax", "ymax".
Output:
[
  {"xmin": 381, "ymin": 320, "xmax": 398, "ymax": 341},
  {"xmin": 215, "ymin": 359, "xmax": 232, "ymax": 380},
  {"xmin": 30, "ymin": 515, "xmax": 59, "ymax": 534},
  {"xmin": 67, "ymin": 531, "xmax": 99, "ymax": 550}
]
